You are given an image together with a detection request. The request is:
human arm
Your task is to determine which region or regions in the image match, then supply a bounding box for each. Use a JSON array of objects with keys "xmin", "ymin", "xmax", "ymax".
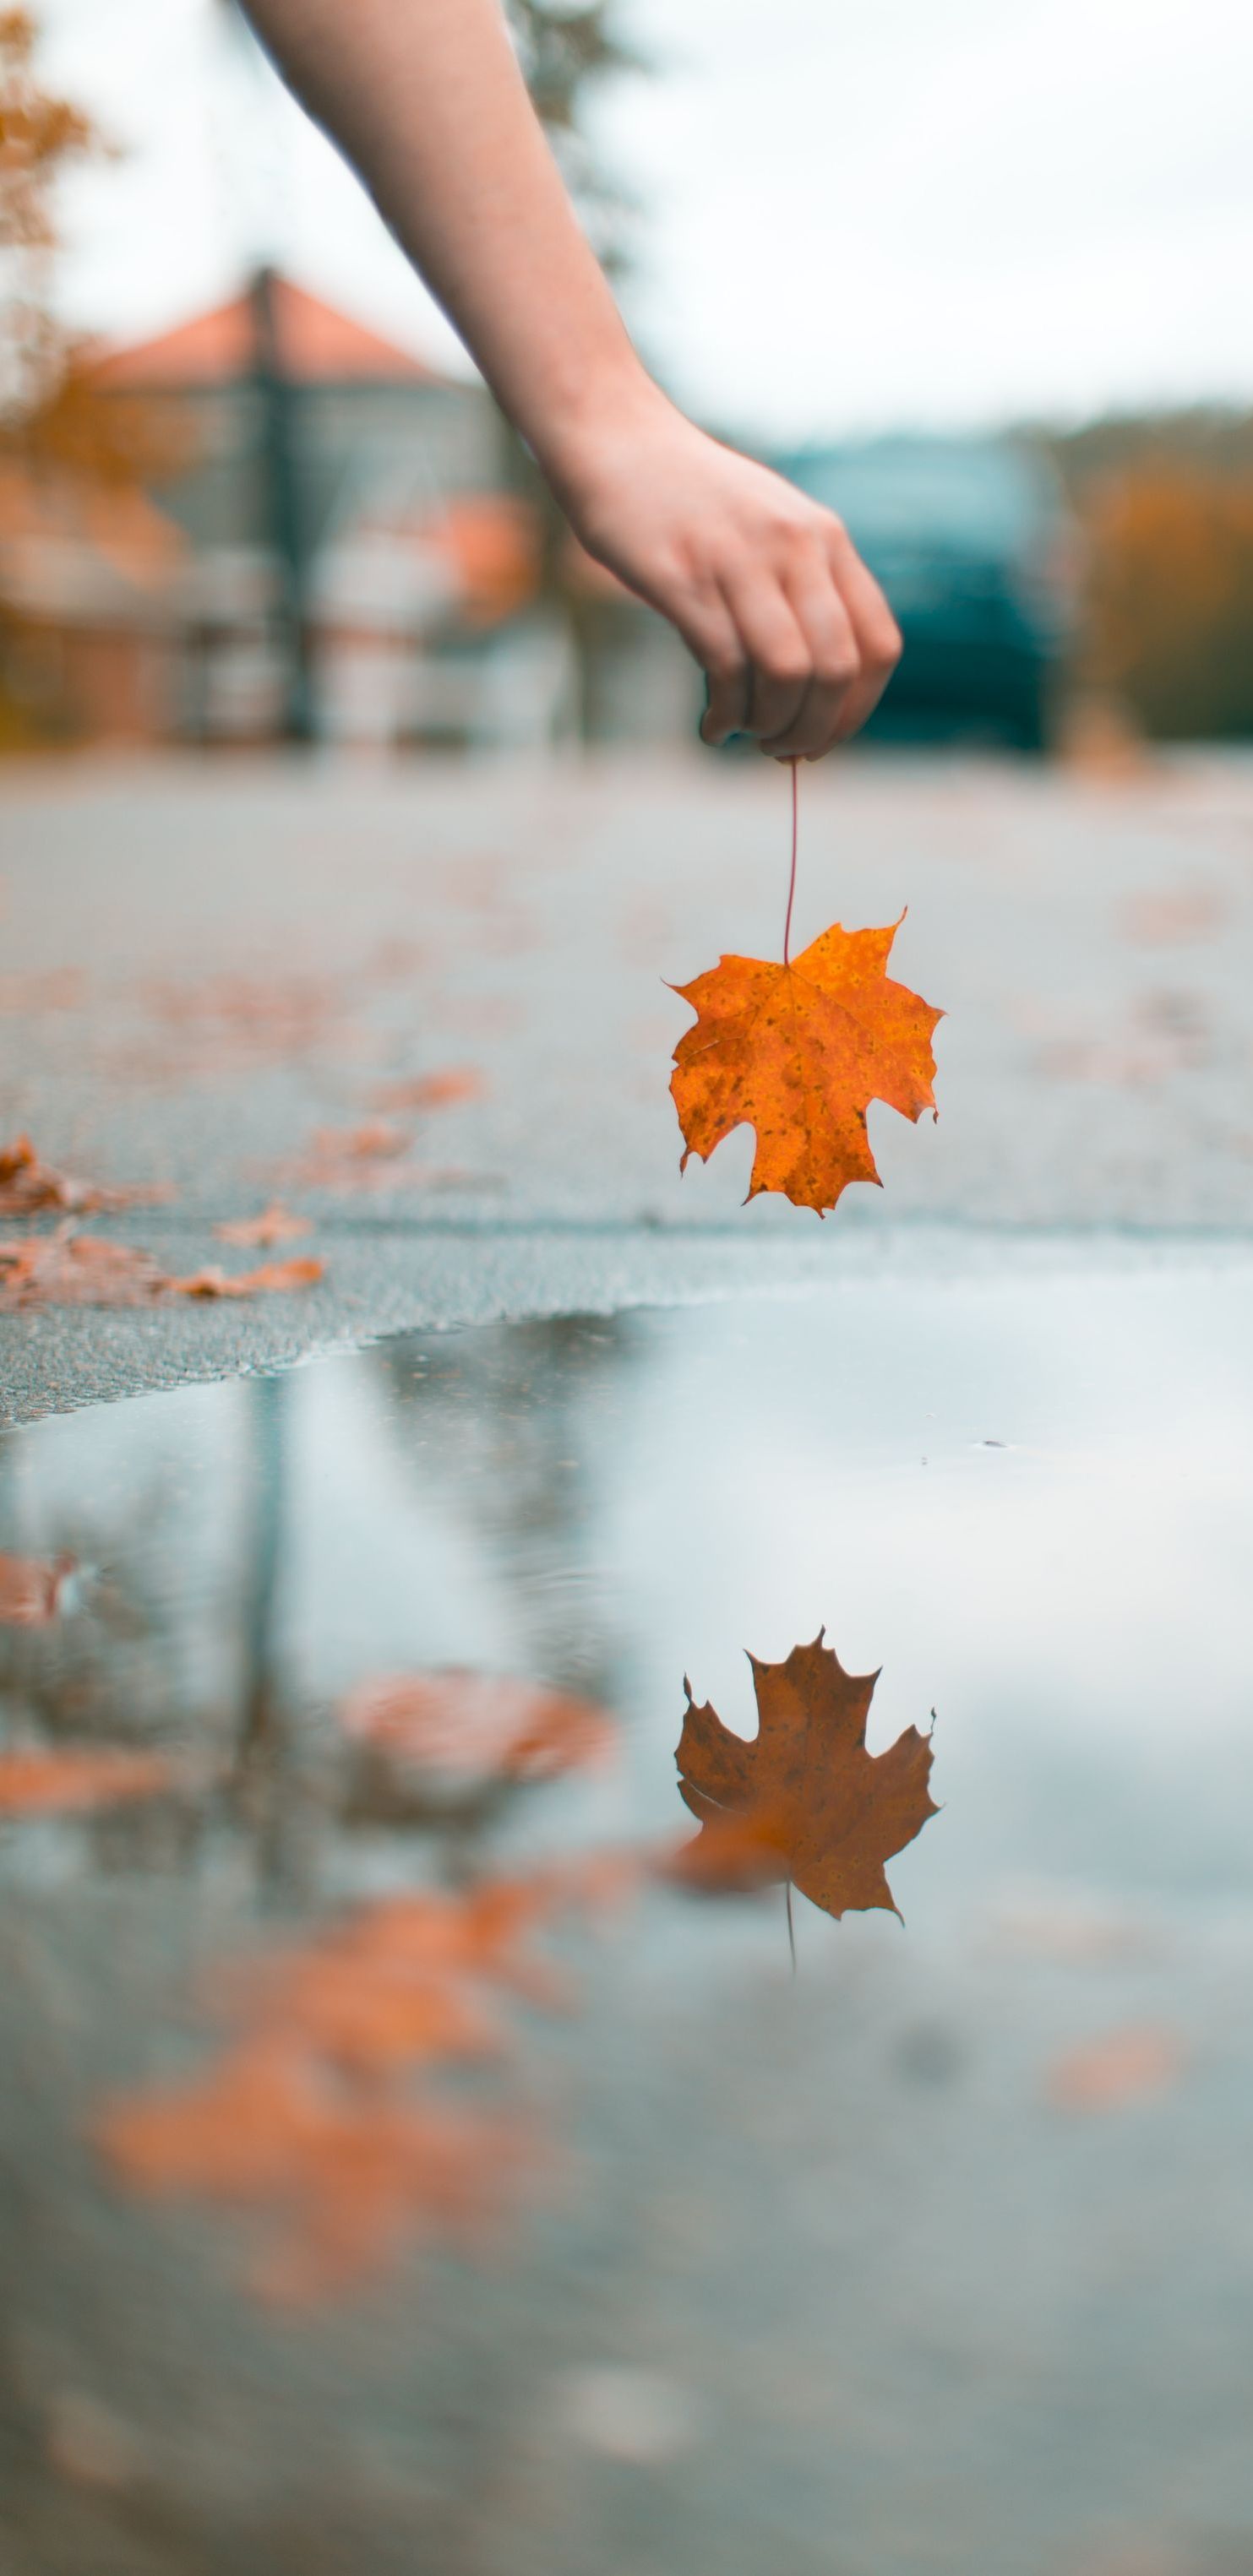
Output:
[{"xmin": 238, "ymin": 0, "xmax": 901, "ymax": 758}]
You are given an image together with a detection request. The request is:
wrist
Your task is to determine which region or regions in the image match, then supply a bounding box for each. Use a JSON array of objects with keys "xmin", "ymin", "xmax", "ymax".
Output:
[{"xmin": 526, "ymin": 360, "xmax": 676, "ymax": 518}]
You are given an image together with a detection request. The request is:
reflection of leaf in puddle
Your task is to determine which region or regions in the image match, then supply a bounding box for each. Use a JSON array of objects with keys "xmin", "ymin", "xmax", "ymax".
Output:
[
  {"xmin": 340, "ymin": 1669, "xmax": 616, "ymax": 1787},
  {"xmin": 670, "ymin": 1630, "xmax": 937, "ymax": 1923},
  {"xmin": 0, "ymin": 1747, "xmax": 172, "ymax": 1814},
  {"xmin": 97, "ymin": 2038, "xmax": 533, "ymax": 2305},
  {"xmin": 0, "ymin": 1549, "xmax": 75, "ymax": 1627},
  {"xmin": 94, "ymin": 1872, "xmax": 597, "ymax": 2303},
  {"xmin": 1045, "ymin": 2023, "xmax": 1185, "ymax": 2113}
]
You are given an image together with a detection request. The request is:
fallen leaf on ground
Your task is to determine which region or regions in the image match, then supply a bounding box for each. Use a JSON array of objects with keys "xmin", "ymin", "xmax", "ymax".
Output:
[
  {"xmin": 371, "ymin": 1068, "xmax": 486, "ymax": 1112},
  {"xmin": 0, "ymin": 1748, "xmax": 172, "ymax": 1815},
  {"xmin": 0, "ymin": 1231, "xmax": 172, "ymax": 1308},
  {"xmin": 0, "ymin": 1134, "xmax": 168, "ymax": 1219},
  {"xmin": 214, "ymin": 1203, "xmax": 312, "ymax": 1248},
  {"xmin": 340, "ymin": 1670, "xmax": 615, "ymax": 1784},
  {"xmin": 0, "ymin": 1550, "xmax": 75, "ymax": 1626},
  {"xmin": 286, "ymin": 1120, "xmax": 424, "ymax": 1191},
  {"xmin": 0, "ymin": 1229, "xmax": 323, "ymax": 1309},
  {"xmin": 139, "ymin": 972, "xmax": 345, "ymax": 1075},
  {"xmin": 670, "ymin": 1631, "xmax": 938, "ymax": 1921},
  {"xmin": 172, "ymin": 1256, "xmax": 324, "ymax": 1299},
  {"xmin": 302, "ymin": 1119, "xmax": 408, "ymax": 1164},
  {"xmin": 670, "ymin": 920, "xmax": 942, "ymax": 1215},
  {"xmin": 1045, "ymin": 2023, "xmax": 1185, "ymax": 2112}
]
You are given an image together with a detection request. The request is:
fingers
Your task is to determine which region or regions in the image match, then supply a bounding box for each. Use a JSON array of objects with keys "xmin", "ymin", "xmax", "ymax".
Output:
[
  {"xmin": 716, "ymin": 554, "xmax": 851, "ymax": 758},
  {"xmin": 822, "ymin": 525, "xmax": 902, "ymax": 745},
  {"xmin": 668, "ymin": 585, "xmax": 751, "ymax": 747},
  {"xmin": 758, "ymin": 541, "xmax": 862, "ymax": 758},
  {"xmin": 713, "ymin": 521, "xmax": 901, "ymax": 762}
]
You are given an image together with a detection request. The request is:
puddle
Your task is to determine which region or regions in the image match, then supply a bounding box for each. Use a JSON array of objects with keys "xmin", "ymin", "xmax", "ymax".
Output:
[{"xmin": 3, "ymin": 1270, "xmax": 1253, "ymax": 2574}]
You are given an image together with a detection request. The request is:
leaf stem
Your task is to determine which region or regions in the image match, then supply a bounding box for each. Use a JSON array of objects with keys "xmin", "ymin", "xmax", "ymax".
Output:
[
  {"xmin": 785, "ymin": 1877, "xmax": 797, "ymax": 1974},
  {"xmin": 782, "ymin": 757, "xmax": 799, "ymax": 967}
]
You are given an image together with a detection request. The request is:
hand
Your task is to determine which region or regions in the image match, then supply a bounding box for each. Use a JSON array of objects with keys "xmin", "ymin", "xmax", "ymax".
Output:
[{"xmin": 549, "ymin": 387, "xmax": 902, "ymax": 760}]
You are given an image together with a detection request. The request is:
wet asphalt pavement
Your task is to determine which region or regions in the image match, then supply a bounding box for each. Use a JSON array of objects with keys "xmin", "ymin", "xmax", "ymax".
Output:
[{"xmin": 3, "ymin": 744, "xmax": 1253, "ymax": 1421}]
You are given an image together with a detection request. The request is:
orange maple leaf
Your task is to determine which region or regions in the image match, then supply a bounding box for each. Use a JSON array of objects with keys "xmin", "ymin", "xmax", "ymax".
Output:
[
  {"xmin": 670, "ymin": 918, "xmax": 942, "ymax": 1215},
  {"xmin": 673, "ymin": 1631, "xmax": 937, "ymax": 1921}
]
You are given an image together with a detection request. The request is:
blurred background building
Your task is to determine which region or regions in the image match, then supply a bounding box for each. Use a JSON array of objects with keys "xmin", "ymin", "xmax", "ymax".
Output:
[{"xmin": 2, "ymin": 0, "xmax": 1252, "ymax": 758}]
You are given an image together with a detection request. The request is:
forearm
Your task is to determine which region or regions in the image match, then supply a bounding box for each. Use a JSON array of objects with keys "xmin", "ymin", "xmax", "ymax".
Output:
[
  {"xmin": 240, "ymin": 0, "xmax": 902, "ymax": 758},
  {"xmin": 239, "ymin": 0, "xmax": 657, "ymax": 491}
]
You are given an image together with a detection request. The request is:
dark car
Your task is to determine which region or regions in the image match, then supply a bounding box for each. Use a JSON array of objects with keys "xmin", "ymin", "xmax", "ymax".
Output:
[{"xmin": 776, "ymin": 434, "xmax": 1077, "ymax": 750}]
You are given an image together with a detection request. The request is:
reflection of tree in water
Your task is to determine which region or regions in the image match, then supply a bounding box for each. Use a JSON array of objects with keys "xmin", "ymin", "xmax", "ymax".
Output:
[
  {"xmin": 0, "ymin": 1321, "xmax": 646, "ymax": 1894},
  {"xmin": 0, "ymin": 1437, "xmax": 208, "ymax": 1883},
  {"xmin": 0, "ymin": 1382, "xmax": 307, "ymax": 1887},
  {"xmin": 372, "ymin": 1314, "xmax": 642, "ymax": 1707}
]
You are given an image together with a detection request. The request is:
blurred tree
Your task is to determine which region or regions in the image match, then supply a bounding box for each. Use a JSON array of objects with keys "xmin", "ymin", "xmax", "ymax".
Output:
[
  {"xmin": 1049, "ymin": 410, "xmax": 1253, "ymax": 743},
  {"xmin": 0, "ymin": 8, "xmax": 185, "ymax": 742},
  {"xmin": 1082, "ymin": 469, "xmax": 1253, "ymax": 742},
  {"xmin": 0, "ymin": 4, "xmax": 93, "ymax": 415},
  {"xmin": 506, "ymin": 0, "xmax": 642, "ymax": 275}
]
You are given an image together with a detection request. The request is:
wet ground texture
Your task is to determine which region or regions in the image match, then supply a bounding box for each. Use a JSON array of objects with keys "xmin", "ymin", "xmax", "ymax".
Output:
[{"xmin": 3, "ymin": 748, "xmax": 1253, "ymax": 1423}]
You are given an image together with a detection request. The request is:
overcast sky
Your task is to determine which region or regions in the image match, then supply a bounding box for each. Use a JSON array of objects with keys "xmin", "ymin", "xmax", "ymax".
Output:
[{"xmin": 36, "ymin": 0, "xmax": 1253, "ymax": 443}]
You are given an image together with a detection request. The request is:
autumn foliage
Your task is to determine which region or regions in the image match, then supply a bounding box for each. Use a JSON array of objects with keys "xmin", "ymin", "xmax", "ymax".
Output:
[
  {"xmin": 1083, "ymin": 466, "xmax": 1253, "ymax": 742},
  {"xmin": 671, "ymin": 919, "xmax": 942, "ymax": 1215},
  {"xmin": 0, "ymin": 1226, "xmax": 323, "ymax": 1308}
]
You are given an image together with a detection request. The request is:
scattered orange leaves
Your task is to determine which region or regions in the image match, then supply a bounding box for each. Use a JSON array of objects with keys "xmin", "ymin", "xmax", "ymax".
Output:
[
  {"xmin": 370, "ymin": 1068, "xmax": 486, "ymax": 1113},
  {"xmin": 0, "ymin": 1227, "xmax": 323, "ymax": 1308},
  {"xmin": 0, "ymin": 1133, "xmax": 168, "ymax": 1219},
  {"xmin": 340, "ymin": 1669, "xmax": 616, "ymax": 1785},
  {"xmin": 670, "ymin": 1631, "xmax": 937, "ymax": 1921},
  {"xmin": 172, "ymin": 1256, "xmax": 324, "ymax": 1300},
  {"xmin": 283, "ymin": 1119, "xmax": 474, "ymax": 1195},
  {"xmin": 213, "ymin": 1203, "xmax": 313, "ymax": 1248},
  {"xmin": 1045, "ymin": 2023, "xmax": 1185, "ymax": 2113},
  {"xmin": 0, "ymin": 1548, "xmax": 74, "ymax": 1626},
  {"xmin": 670, "ymin": 920, "xmax": 942, "ymax": 1215},
  {"xmin": 0, "ymin": 1747, "xmax": 172, "ymax": 1815}
]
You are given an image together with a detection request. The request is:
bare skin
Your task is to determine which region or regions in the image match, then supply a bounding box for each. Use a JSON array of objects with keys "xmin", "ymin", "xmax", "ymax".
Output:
[{"xmin": 240, "ymin": 0, "xmax": 901, "ymax": 758}]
